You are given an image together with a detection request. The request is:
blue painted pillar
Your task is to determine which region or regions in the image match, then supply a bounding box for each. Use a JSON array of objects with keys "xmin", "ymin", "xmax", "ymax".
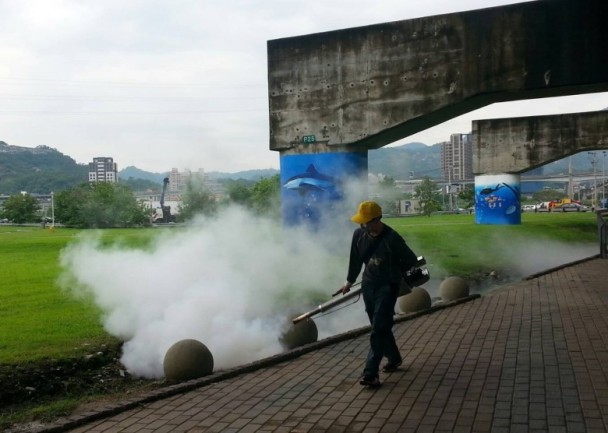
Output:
[
  {"xmin": 280, "ymin": 152, "xmax": 368, "ymax": 229},
  {"xmin": 474, "ymin": 174, "xmax": 521, "ymax": 225}
]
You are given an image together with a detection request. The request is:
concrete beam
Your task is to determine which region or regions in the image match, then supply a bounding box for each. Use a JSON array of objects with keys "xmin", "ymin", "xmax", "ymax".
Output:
[
  {"xmin": 473, "ymin": 110, "xmax": 608, "ymax": 174},
  {"xmin": 267, "ymin": 0, "xmax": 608, "ymax": 154}
]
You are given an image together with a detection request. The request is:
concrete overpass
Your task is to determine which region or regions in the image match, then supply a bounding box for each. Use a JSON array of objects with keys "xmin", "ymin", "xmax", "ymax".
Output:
[
  {"xmin": 473, "ymin": 110, "xmax": 608, "ymax": 212},
  {"xmin": 267, "ymin": 0, "xmax": 608, "ymax": 225},
  {"xmin": 268, "ymin": 0, "xmax": 608, "ymax": 155},
  {"xmin": 473, "ymin": 110, "xmax": 608, "ymax": 174}
]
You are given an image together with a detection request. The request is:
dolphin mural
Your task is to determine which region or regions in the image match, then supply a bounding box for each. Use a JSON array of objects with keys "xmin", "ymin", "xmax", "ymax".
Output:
[
  {"xmin": 281, "ymin": 163, "xmax": 344, "ymax": 228},
  {"xmin": 282, "ymin": 164, "xmax": 341, "ymax": 198},
  {"xmin": 279, "ymin": 152, "xmax": 367, "ymax": 229}
]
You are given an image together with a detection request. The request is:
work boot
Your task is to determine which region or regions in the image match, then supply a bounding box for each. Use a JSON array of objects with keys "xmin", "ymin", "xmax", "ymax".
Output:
[
  {"xmin": 382, "ymin": 360, "xmax": 403, "ymax": 373},
  {"xmin": 359, "ymin": 375, "xmax": 381, "ymax": 387}
]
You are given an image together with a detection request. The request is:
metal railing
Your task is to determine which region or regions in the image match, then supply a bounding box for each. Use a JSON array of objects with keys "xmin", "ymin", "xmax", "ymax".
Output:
[{"xmin": 597, "ymin": 209, "xmax": 608, "ymax": 259}]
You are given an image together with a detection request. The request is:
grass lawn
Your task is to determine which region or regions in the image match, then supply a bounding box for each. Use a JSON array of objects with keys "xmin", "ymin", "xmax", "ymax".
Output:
[
  {"xmin": 0, "ymin": 226, "xmax": 159, "ymax": 365},
  {"xmin": 0, "ymin": 212, "xmax": 601, "ymax": 426},
  {"xmin": 0, "ymin": 212, "xmax": 600, "ymax": 366},
  {"xmin": 387, "ymin": 211, "xmax": 599, "ymax": 280}
]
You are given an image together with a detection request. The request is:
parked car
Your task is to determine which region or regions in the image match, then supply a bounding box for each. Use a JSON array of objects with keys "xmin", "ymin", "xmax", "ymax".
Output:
[
  {"xmin": 522, "ymin": 204, "xmax": 537, "ymax": 212},
  {"xmin": 536, "ymin": 203, "xmax": 551, "ymax": 212},
  {"xmin": 555, "ymin": 203, "xmax": 589, "ymax": 212}
]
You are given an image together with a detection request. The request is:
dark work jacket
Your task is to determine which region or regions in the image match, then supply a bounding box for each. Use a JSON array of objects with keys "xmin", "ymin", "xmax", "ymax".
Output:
[{"xmin": 346, "ymin": 224, "xmax": 418, "ymax": 287}]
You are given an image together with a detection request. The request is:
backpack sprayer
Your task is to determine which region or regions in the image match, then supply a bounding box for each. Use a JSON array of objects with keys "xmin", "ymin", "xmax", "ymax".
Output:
[{"xmin": 292, "ymin": 256, "xmax": 429, "ymax": 324}]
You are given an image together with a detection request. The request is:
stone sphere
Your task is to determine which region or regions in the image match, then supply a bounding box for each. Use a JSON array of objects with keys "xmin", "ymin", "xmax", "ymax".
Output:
[
  {"xmin": 163, "ymin": 339, "xmax": 214, "ymax": 382},
  {"xmin": 398, "ymin": 287, "xmax": 431, "ymax": 313},
  {"xmin": 439, "ymin": 276, "xmax": 470, "ymax": 301},
  {"xmin": 280, "ymin": 316, "xmax": 318, "ymax": 350}
]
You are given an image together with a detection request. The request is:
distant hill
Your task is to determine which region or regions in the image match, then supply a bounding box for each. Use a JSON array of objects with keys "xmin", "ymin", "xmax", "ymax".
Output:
[
  {"xmin": 0, "ymin": 139, "xmax": 601, "ymax": 195},
  {"xmin": 118, "ymin": 166, "xmax": 280, "ymax": 185},
  {"xmin": 369, "ymin": 142, "xmax": 442, "ymax": 179},
  {"xmin": 119, "ymin": 166, "xmax": 167, "ymax": 184},
  {"xmin": 119, "ymin": 143, "xmax": 443, "ymax": 183},
  {"xmin": 0, "ymin": 141, "xmax": 282, "ymax": 195},
  {"xmin": 369, "ymin": 141, "xmax": 601, "ymax": 180},
  {"xmin": 206, "ymin": 168, "xmax": 279, "ymax": 181},
  {"xmin": 0, "ymin": 141, "xmax": 88, "ymax": 195}
]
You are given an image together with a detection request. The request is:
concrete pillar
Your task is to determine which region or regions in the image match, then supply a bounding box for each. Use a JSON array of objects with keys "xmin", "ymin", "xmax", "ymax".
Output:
[
  {"xmin": 475, "ymin": 174, "xmax": 521, "ymax": 225},
  {"xmin": 280, "ymin": 151, "xmax": 367, "ymax": 228}
]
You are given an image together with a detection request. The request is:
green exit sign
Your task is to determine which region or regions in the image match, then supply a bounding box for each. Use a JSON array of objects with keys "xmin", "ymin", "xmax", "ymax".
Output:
[{"xmin": 302, "ymin": 135, "xmax": 316, "ymax": 143}]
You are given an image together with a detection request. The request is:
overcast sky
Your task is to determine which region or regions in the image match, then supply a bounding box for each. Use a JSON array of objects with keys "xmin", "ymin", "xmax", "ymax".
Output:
[{"xmin": 1, "ymin": 0, "xmax": 606, "ymax": 173}]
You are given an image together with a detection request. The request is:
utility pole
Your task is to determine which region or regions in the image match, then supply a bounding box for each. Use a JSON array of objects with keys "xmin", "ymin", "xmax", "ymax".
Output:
[
  {"xmin": 568, "ymin": 156, "xmax": 574, "ymax": 199},
  {"xmin": 603, "ymin": 151, "xmax": 606, "ymax": 204},
  {"xmin": 447, "ymin": 165, "xmax": 452, "ymax": 211},
  {"xmin": 51, "ymin": 191, "xmax": 55, "ymax": 228},
  {"xmin": 588, "ymin": 152, "xmax": 597, "ymax": 208}
]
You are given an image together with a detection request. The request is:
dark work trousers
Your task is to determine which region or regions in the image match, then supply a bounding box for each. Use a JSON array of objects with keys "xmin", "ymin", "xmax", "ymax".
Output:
[{"xmin": 362, "ymin": 281, "xmax": 401, "ymax": 378}]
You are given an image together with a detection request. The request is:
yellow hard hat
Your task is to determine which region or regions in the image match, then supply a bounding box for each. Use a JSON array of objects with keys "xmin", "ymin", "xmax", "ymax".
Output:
[{"xmin": 351, "ymin": 201, "xmax": 382, "ymax": 224}]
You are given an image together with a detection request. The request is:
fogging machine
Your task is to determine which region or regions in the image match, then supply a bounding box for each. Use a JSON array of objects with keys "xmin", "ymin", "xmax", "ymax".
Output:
[{"xmin": 292, "ymin": 256, "xmax": 429, "ymax": 324}]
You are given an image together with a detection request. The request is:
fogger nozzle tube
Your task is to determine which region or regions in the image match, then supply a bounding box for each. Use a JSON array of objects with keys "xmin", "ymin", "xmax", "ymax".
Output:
[
  {"xmin": 292, "ymin": 256, "xmax": 429, "ymax": 325},
  {"xmin": 292, "ymin": 286, "xmax": 362, "ymax": 324}
]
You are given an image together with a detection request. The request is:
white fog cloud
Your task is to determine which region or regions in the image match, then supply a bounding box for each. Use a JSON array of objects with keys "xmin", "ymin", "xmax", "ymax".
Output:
[{"xmin": 59, "ymin": 205, "xmax": 367, "ymax": 378}]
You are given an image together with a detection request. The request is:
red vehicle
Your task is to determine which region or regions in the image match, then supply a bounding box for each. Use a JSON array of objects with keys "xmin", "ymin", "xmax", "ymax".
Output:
[{"xmin": 536, "ymin": 199, "xmax": 582, "ymax": 212}]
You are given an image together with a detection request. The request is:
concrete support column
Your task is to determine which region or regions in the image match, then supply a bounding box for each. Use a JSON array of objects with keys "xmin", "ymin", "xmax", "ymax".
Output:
[
  {"xmin": 475, "ymin": 174, "xmax": 521, "ymax": 225},
  {"xmin": 280, "ymin": 151, "xmax": 368, "ymax": 229}
]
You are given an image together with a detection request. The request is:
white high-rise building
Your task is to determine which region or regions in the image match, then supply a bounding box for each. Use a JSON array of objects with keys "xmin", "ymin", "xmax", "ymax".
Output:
[{"xmin": 168, "ymin": 168, "xmax": 187, "ymax": 192}]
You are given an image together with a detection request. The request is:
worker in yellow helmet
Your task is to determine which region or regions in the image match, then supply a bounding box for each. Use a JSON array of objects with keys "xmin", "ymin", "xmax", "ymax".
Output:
[{"xmin": 336, "ymin": 201, "xmax": 418, "ymax": 387}]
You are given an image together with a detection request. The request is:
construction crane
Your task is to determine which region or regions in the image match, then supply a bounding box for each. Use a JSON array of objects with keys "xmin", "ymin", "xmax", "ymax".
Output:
[{"xmin": 155, "ymin": 177, "xmax": 176, "ymax": 223}]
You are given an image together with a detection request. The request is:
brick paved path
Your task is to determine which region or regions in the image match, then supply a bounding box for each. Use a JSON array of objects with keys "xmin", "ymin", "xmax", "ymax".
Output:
[{"xmin": 40, "ymin": 258, "xmax": 608, "ymax": 432}]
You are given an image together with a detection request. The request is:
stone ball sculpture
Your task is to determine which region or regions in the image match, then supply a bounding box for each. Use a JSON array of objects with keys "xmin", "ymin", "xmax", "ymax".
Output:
[
  {"xmin": 398, "ymin": 287, "xmax": 431, "ymax": 314},
  {"xmin": 163, "ymin": 339, "xmax": 214, "ymax": 382},
  {"xmin": 439, "ymin": 276, "xmax": 470, "ymax": 301},
  {"xmin": 279, "ymin": 316, "xmax": 318, "ymax": 350}
]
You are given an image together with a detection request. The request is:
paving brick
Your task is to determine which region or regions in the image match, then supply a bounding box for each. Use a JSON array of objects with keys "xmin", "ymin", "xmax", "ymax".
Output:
[{"xmin": 14, "ymin": 259, "xmax": 608, "ymax": 433}]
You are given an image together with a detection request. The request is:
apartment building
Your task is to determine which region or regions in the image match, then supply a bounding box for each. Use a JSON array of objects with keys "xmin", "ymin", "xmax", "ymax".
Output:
[
  {"xmin": 88, "ymin": 157, "xmax": 118, "ymax": 183},
  {"xmin": 441, "ymin": 133, "xmax": 473, "ymax": 190}
]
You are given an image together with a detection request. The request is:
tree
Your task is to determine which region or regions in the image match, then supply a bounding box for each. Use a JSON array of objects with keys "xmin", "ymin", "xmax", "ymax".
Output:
[
  {"xmin": 532, "ymin": 189, "xmax": 568, "ymax": 202},
  {"xmin": 120, "ymin": 177, "xmax": 162, "ymax": 193},
  {"xmin": 226, "ymin": 181, "xmax": 253, "ymax": 207},
  {"xmin": 378, "ymin": 175, "xmax": 396, "ymax": 188},
  {"xmin": 0, "ymin": 193, "xmax": 41, "ymax": 223},
  {"xmin": 54, "ymin": 182, "xmax": 150, "ymax": 228},
  {"xmin": 376, "ymin": 175, "xmax": 403, "ymax": 216},
  {"xmin": 457, "ymin": 186, "xmax": 475, "ymax": 209},
  {"xmin": 249, "ymin": 175, "xmax": 281, "ymax": 218},
  {"xmin": 178, "ymin": 175, "xmax": 218, "ymax": 221},
  {"xmin": 415, "ymin": 177, "xmax": 442, "ymax": 216}
]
